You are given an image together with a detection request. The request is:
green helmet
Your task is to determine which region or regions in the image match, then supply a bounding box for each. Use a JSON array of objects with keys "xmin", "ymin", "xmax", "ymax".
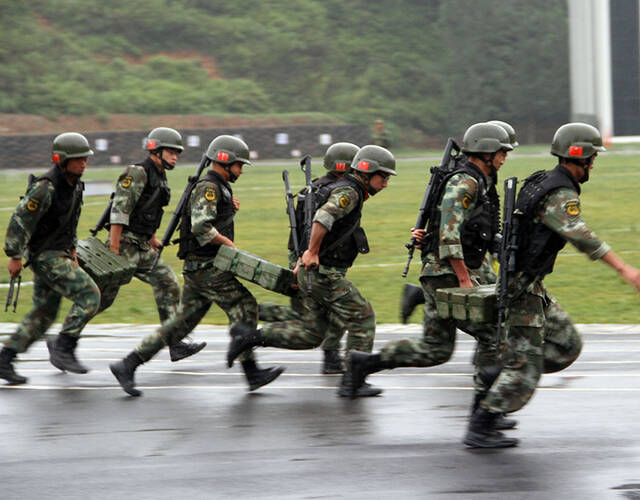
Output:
[
  {"xmin": 323, "ymin": 142, "xmax": 359, "ymax": 173},
  {"xmin": 487, "ymin": 120, "xmax": 519, "ymax": 147},
  {"xmin": 144, "ymin": 127, "xmax": 184, "ymax": 152},
  {"xmin": 351, "ymin": 145, "xmax": 396, "ymax": 176},
  {"xmin": 205, "ymin": 135, "xmax": 252, "ymax": 166},
  {"xmin": 550, "ymin": 122, "xmax": 606, "ymax": 159},
  {"xmin": 52, "ymin": 132, "xmax": 94, "ymax": 165},
  {"xmin": 461, "ymin": 123, "xmax": 514, "ymax": 154}
]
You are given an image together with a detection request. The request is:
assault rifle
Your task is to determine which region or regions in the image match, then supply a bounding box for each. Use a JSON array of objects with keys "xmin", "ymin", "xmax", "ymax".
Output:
[
  {"xmin": 4, "ymin": 275, "xmax": 21, "ymax": 312},
  {"xmin": 402, "ymin": 138, "xmax": 461, "ymax": 277},
  {"xmin": 90, "ymin": 193, "xmax": 114, "ymax": 236},
  {"xmin": 150, "ymin": 153, "xmax": 211, "ymax": 270},
  {"xmin": 300, "ymin": 154, "xmax": 314, "ymax": 292},
  {"xmin": 282, "ymin": 169, "xmax": 301, "ymax": 258},
  {"xmin": 497, "ymin": 177, "xmax": 519, "ymax": 341}
]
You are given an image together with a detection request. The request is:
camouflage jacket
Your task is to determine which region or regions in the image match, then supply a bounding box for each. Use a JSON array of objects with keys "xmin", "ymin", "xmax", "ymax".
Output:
[
  {"xmin": 109, "ymin": 160, "xmax": 170, "ymax": 244},
  {"xmin": 421, "ymin": 171, "xmax": 494, "ymax": 278},
  {"xmin": 4, "ymin": 177, "xmax": 79, "ymax": 259}
]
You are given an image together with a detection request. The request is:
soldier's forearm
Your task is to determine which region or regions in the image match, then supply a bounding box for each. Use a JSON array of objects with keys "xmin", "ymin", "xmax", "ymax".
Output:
[
  {"xmin": 109, "ymin": 224, "xmax": 124, "ymax": 253},
  {"xmin": 308, "ymin": 222, "xmax": 328, "ymax": 254}
]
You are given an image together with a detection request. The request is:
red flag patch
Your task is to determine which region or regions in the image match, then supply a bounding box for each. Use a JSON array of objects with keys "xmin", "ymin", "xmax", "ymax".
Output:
[
  {"xmin": 147, "ymin": 140, "xmax": 157, "ymax": 150},
  {"xmin": 217, "ymin": 151, "xmax": 229, "ymax": 162},
  {"xmin": 569, "ymin": 146, "xmax": 583, "ymax": 157},
  {"xmin": 52, "ymin": 153, "xmax": 60, "ymax": 163},
  {"xmin": 359, "ymin": 161, "xmax": 370, "ymax": 170},
  {"xmin": 335, "ymin": 162, "xmax": 346, "ymax": 171}
]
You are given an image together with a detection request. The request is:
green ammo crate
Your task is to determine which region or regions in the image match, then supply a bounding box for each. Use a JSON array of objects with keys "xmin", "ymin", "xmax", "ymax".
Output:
[
  {"xmin": 435, "ymin": 284, "xmax": 497, "ymax": 323},
  {"xmin": 213, "ymin": 245, "xmax": 295, "ymax": 297},
  {"xmin": 76, "ymin": 237, "xmax": 137, "ymax": 291}
]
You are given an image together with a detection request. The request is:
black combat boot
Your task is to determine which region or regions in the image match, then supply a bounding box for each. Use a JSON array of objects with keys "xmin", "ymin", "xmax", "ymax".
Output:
[
  {"xmin": 336, "ymin": 372, "xmax": 383, "ymax": 398},
  {"xmin": 400, "ymin": 283, "xmax": 425, "ymax": 323},
  {"xmin": 241, "ymin": 360, "xmax": 285, "ymax": 391},
  {"xmin": 110, "ymin": 351, "xmax": 144, "ymax": 397},
  {"xmin": 349, "ymin": 350, "xmax": 387, "ymax": 397},
  {"xmin": 0, "ymin": 347, "xmax": 27, "ymax": 385},
  {"xmin": 47, "ymin": 334, "xmax": 90, "ymax": 374},
  {"xmin": 227, "ymin": 324, "xmax": 267, "ymax": 368},
  {"xmin": 322, "ymin": 350, "xmax": 344, "ymax": 374},
  {"xmin": 463, "ymin": 407, "xmax": 519, "ymax": 448},
  {"xmin": 471, "ymin": 392, "xmax": 518, "ymax": 431},
  {"xmin": 169, "ymin": 340, "xmax": 207, "ymax": 362}
]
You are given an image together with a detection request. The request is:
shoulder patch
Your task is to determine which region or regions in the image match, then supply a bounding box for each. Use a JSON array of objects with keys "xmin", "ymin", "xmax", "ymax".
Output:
[
  {"xmin": 26, "ymin": 198, "xmax": 40, "ymax": 212},
  {"xmin": 205, "ymin": 187, "xmax": 217, "ymax": 201},
  {"xmin": 461, "ymin": 192, "xmax": 473, "ymax": 209},
  {"xmin": 339, "ymin": 194, "xmax": 350, "ymax": 208},
  {"xmin": 564, "ymin": 200, "xmax": 580, "ymax": 217},
  {"xmin": 121, "ymin": 176, "xmax": 133, "ymax": 188}
]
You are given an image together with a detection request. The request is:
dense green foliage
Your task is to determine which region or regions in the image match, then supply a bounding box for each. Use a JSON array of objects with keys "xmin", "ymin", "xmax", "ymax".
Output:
[
  {"xmin": 0, "ymin": 146, "xmax": 637, "ymax": 325},
  {"xmin": 1, "ymin": 0, "xmax": 570, "ymax": 139}
]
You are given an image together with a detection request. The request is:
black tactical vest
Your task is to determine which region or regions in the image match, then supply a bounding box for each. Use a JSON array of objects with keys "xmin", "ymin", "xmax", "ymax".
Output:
[
  {"xmin": 28, "ymin": 166, "xmax": 83, "ymax": 255},
  {"xmin": 288, "ymin": 173, "xmax": 339, "ymax": 254},
  {"xmin": 127, "ymin": 158, "xmax": 171, "ymax": 237},
  {"xmin": 177, "ymin": 170, "xmax": 235, "ymax": 259},
  {"xmin": 422, "ymin": 159, "xmax": 499, "ymax": 269},
  {"xmin": 515, "ymin": 165, "xmax": 581, "ymax": 278},
  {"xmin": 313, "ymin": 174, "xmax": 369, "ymax": 269}
]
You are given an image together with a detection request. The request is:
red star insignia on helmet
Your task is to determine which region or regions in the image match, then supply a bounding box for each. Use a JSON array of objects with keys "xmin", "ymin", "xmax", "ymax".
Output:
[{"xmin": 569, "ymin": 146, "xmax": 583, "ymax": 156}]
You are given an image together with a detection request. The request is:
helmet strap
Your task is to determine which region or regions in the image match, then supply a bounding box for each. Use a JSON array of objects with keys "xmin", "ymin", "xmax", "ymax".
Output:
[
  {"xmin": 151, "ymin": 148, "xmax": 174, "ymax": 170},
  {"xmin": 483, "ymin": 153, "xmax": 498, "ymax": 177},
  {"xmin": 224, "ymin": 164, "xmax": 238, "ymax": 183}
]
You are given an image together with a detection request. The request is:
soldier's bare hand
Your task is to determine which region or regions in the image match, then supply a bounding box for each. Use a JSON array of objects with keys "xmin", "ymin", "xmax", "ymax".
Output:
[
  {"xmin": 149, "ymin": 235, "xmax": 162, "ymax": 250},
  {"xmin": 7, "ymin": 258, "xmax": 22, "ymax": 278},
  {"xmin": 301, "ymin": 249, "xmax": 319, "ymax": 271},
  {"xmin": 621, "ymin": 265, "xmax": 640, "ymax": 293},
  {"xmin": 232, "ymin": 196, "xmax": 240, "ymax": 211},
  {"xmin": 410, "ymin": 228, "xmax": 426, "ymax": 243}
]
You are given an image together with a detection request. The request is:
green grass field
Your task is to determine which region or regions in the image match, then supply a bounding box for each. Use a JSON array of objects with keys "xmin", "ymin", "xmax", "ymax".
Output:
[{"xmin": 0, "ymin": 145, "xmax": 638, "ymax": 324}]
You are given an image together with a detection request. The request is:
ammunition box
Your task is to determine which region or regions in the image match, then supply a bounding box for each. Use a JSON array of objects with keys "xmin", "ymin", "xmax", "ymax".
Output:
[
  {"xmin": 76, "ymin": 237, "xmax": 137, "ymax": 291},
  {"xmin": 213, "ymin": 245, "xmax": 295, "ymax": 297},
  {"xmin": 435, "ymin": 284, "xmax": 497, "ymax": 323}
]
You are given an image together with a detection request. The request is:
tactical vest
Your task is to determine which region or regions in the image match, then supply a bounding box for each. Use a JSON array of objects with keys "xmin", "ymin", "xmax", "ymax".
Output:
[
  {"xmin": 515, "ymin": 165, "xmax": 581, "ymax": 278},
  {"xmin": 127, "ymin": 158, "xmax": 171, "ymax": 237},
  {"xmin": 313, "ymin": 174, "xmax": 369, "ymax": 269},
  {"xmin": 288, "ymin": 173, "xmax": 339, "ymax": 254},
  {"xmin": 28, "ymin": 166, "xmax": 83, "ymax": 255},
  {"xmin": 177, "ymin": 170, "xmax": 235, "ymax": 260},
  {"xmin": 422, "ymin": 160, "xmax": 499, "ymax": 269}
]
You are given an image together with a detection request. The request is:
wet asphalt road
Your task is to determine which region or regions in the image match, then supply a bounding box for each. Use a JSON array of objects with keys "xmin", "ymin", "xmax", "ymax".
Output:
[{"xmin": 0, "ymin": 323, "xmax": 639, "ymax": 500}]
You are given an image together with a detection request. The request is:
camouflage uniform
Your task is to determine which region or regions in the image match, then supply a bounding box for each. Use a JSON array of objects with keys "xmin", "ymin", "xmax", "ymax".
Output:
[
  {"xmin": 258, "ymin": 252, "xmax": 345, "ymax": 352},
  {"xmin": 3, "ymin": 174, "xmax": 100, "ymax": 354},
  {"xmin": 104, "ymin": 159, "xmax": 180, "ymax": 321},
  {"xmin": 134, "ymin": 173, "xmax": 257, "ymax": 363},
  {"xmin": 380, "ymin": 168, "xmax": 500, "ymax": 394},
  {"xmin": 259, "ymin": 172, "xmax": 349, "ymax": 354},
  {"xmin": 482, "ymin": 180, "xmax": 609, "ymax": 414},
  {"xmin": 260, "ymin": 177, "xmax": 375, "ymax": 355}
]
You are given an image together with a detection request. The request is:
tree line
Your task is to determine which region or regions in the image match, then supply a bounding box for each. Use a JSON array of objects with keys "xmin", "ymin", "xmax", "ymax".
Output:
[{"xmin": 1, "ymin": 0, "xmax": 569, "ymax": 143}]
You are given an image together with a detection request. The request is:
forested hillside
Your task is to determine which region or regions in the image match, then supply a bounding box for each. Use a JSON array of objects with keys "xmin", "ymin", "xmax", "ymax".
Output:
[{"xmin": 0, "ymin": 0, "xmax": 569, "ymax": 142}]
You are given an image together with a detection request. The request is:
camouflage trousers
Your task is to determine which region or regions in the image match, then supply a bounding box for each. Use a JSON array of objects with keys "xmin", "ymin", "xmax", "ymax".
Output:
[
  {"xmin": 380, "ymin": 274, "xmax": 500, "ymax": 394},
  {"xmin": 483, "ymin": 278, "xmax": 582, "ymax": 414},
  {"xmin": 261, "ymin": 267, "xmax": 375, "ymax": 359},
  {"xmin": 135, "ymin": 260, "xmax": 258, "ymax": 363},
  {"xmin": 99, "ymin": 237, "xmax": 180, "ymax": 323},
  {"xmin": 4, "ymin": 250, "xmax": 100, "ymax": 353},
  {"xmin": 259, "ymin": 291, "xmax": 346, "ymax": 351}
]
